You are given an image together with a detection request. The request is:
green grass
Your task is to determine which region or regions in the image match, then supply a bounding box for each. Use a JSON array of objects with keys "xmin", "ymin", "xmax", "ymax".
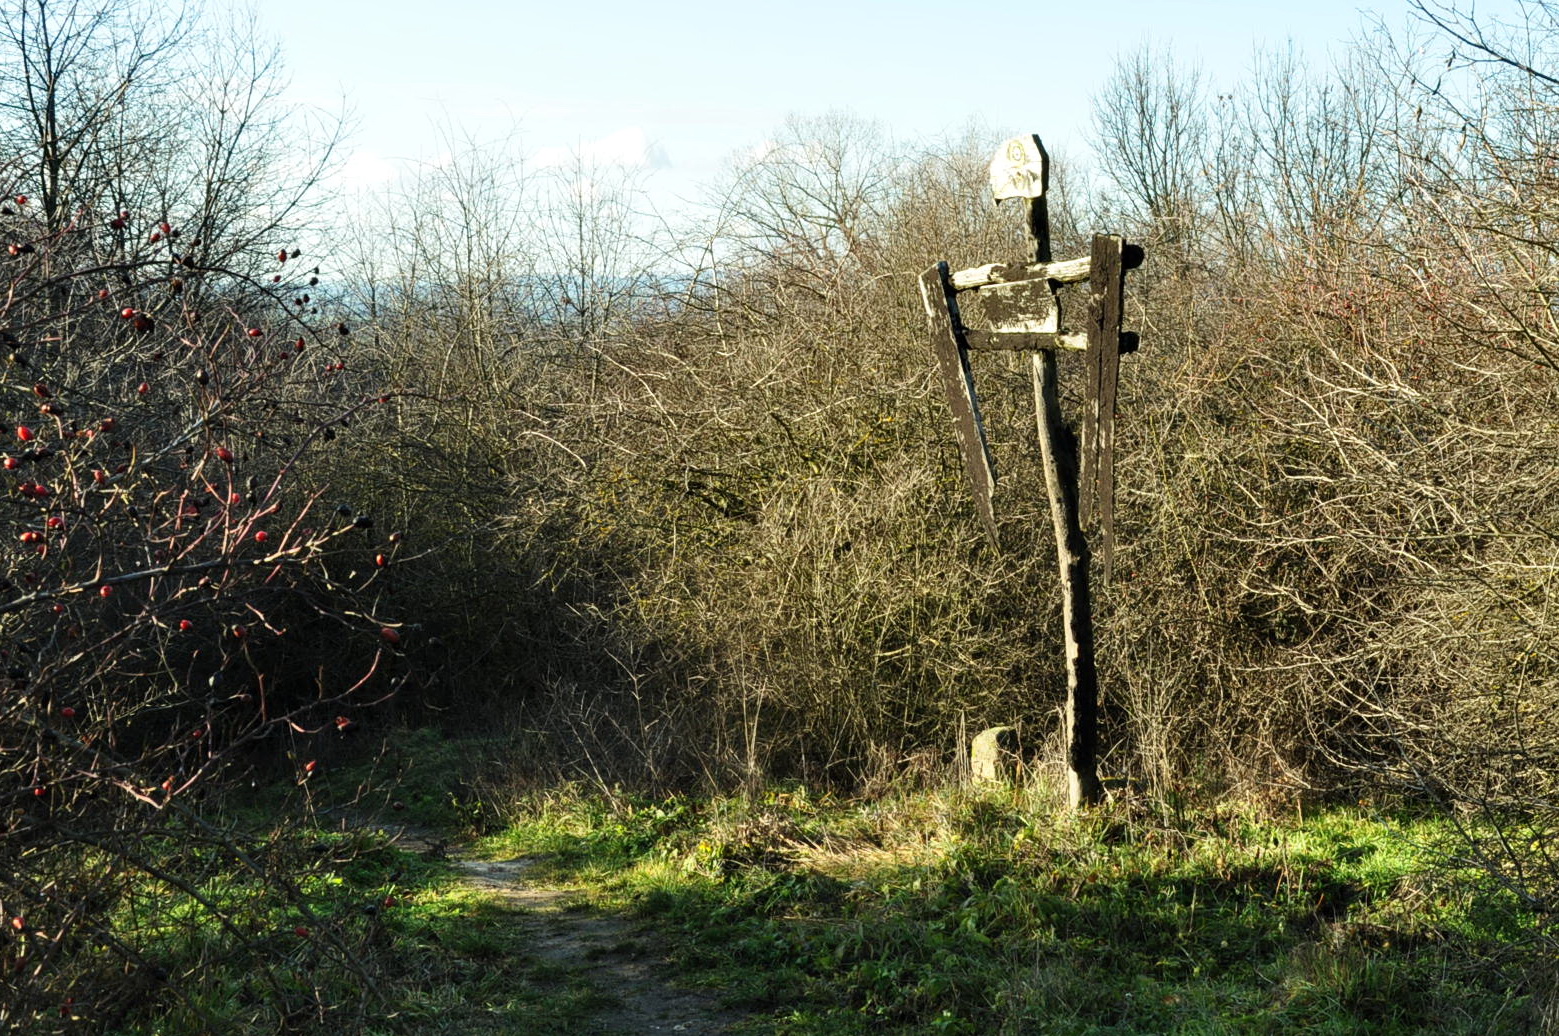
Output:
[
  {"xmin": 91, "ymin": 825, "xmax": 451, "ymax": 1036},
  {"xmin": 476, "ymin": 782, "xmax": 1545, "ymax": 1035},
  {"xmin": 67, "ymin": 748, "xmax": 1550, "ymax": 1035},
  {"xmin": 88, "ymin": 820, "xmax": 618, "ymax": 1035},
  {"xmin": 356, "ymin": 883, "xmax": 622, "ymax": 1035},
  {"xmin": 89, "ymin": 737, "xmax": 613, "ymax": 1036}
]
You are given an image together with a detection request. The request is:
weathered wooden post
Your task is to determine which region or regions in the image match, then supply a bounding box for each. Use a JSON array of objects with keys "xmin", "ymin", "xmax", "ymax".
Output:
[{"xmin": 919, "ymin": 135, "xmax": 1143, "ymax": 809}]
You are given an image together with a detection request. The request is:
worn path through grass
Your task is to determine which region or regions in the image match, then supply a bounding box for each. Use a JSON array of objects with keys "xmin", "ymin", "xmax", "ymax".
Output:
[
  {"xmin": 458, "ymin": 784, "xmax": 1547, "ymax": 1035},
  {"xmin": 324, "ymin": 734, "xmax": 1546, "ymax": 1035},
  {"xmin": 383, "ymin": 821, "xmax": 749, "ymax": 1035}
]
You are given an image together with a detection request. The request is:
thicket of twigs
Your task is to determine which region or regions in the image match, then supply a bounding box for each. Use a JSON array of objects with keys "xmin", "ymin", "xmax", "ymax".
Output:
[
  {"xmin": 0, "ymin": 3, "xmax": 415, "ymax": 1030},
  {"xmin": 5, "ymin": 0, "xmax": 1559, "ymax": 1030},
  {"xmin": 347, "ymin": 7, "xmax": 1559, "ymax": 807}
]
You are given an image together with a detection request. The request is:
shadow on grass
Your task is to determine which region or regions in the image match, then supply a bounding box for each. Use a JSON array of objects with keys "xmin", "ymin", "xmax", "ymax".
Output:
[{"xmin": 501, "ymin": 804, "xmax": 1540, "ymax": 1036}]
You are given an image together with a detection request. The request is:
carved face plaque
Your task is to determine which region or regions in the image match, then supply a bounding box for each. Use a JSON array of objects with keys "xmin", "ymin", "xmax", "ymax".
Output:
[{"xmin": 989, "ymin": 135, "xmax": 1048, "ymax": 202}]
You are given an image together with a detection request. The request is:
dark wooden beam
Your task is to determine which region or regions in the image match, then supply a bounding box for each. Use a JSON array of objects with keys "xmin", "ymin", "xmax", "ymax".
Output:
[
  {"xmin": 1081, "ymin": 234, "xmax": 1125, "ymax": 581},
  {"xmin": 919, "ymin": 261, "xmax": 999, "ymax": 548}
]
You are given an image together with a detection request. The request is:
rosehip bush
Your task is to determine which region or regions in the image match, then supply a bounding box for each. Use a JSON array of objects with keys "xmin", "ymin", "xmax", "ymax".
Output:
[{"xmin": 0, "ymin": 190, "xmax": 403, "ymax": 1030}]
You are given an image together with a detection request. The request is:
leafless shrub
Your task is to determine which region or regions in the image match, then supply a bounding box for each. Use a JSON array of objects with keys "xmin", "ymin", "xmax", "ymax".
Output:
[{"xmin": 0, "ymin": 3, "xmax": 402, "ymax": 1030}]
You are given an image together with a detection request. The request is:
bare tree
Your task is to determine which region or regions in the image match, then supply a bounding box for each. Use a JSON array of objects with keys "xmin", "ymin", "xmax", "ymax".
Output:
[
  {"xmin": 1090, "ymin": 45, "xmax": 1209, "ymax": 255},
  {"xmin": 715, "ymin": 112, "xmax": 900, "ymax": 298},
  {"xmin": 1238, "ymin": 45, "xmax": 1400, "ymax": 266},
  {"xmin": 0, "ymin": 4, "xmax": 390, "ymax": 1030},
  {"xmin": 0, "ymin": 0, "xmax": 191, "ymax": 231}
]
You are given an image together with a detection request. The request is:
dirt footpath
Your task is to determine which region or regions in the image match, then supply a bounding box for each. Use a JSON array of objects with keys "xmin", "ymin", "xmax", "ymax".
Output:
[
  {"xmin": 451, "ymin": 855, "xmax": 742, "ymax": 1034},
  {"xmin": 368, "ymin": 815, "xmax": 749, "ymax": 1036},
  {"xmin": 456, "ymin": 856, "xmax": 743, "ymax": 1034}
]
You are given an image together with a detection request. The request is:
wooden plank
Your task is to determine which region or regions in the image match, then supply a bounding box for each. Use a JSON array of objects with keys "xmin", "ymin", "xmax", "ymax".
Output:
[
  {"xmin": 950, "ymin": 256, "xmax": 1091, "ymax": 290},
  {"xmin": 949, "ymin": 245, "xmax": 1142, "ymax": 292},
  {"xmin": 963, "ymin": 330, "xmax": 1087, "ymax": 352},
  {"xmin": 1081, "ymin": 234, "xmax": 1125, "ymax": 579},
  {"xmin": 920, "ymin": 261, "xmax": 998, "ymax": 548},
  {"xmin": 963, "ymin": 331, "xmax": 1135, "ymax": 353},
  {"xmin": 1081, "ymin": 263, "xmax": 1102, "ymax": 530},
  {"xmin": 979, "ymin": 277, "xmax": 1059, "ymax": 334}
]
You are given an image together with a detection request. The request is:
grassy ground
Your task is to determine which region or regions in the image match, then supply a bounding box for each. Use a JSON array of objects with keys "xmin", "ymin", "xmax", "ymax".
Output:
[
  {"xmin": 475, "ymin": 780, "xmax": 1547, "ymax": 1035},
  {"xmin": 87, "ymin": 735, "xmax": 1552, "ymax": 1034}
]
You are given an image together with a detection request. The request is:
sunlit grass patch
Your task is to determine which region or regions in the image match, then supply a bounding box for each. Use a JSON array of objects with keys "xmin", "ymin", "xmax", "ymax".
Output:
[{"xmin": 480, "ymin": 784, "xmax": 1543, "ymax": 1035}]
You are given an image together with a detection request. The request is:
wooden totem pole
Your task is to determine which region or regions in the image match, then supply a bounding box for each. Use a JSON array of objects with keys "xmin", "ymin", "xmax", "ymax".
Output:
[{"xmin": 919, "ymin": 135, "xmax": 1143, "ymax": 808}]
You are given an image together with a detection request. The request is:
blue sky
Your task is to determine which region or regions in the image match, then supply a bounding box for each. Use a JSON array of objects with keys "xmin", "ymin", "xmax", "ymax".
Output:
[{"xmin": 241, "ymin": 0, "xmax": 1509, "ymax": 216}]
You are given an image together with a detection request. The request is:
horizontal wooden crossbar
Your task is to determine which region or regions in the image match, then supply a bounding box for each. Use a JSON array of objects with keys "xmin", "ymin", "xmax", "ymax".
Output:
[
  {"xmin": 948, "ymin": 244, "xmax": 1143, "ymax": 292},
  {"xmin": 964, "ymin": 330, "xmax": 1140, "ymax": 354},
  {"xmin": 964, "ymin": 330, "xmax": 1085, "ymax": 351},
  {"xmin": 951, "ymin": 257, "xmax": 1090, "ymax": 290}
]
